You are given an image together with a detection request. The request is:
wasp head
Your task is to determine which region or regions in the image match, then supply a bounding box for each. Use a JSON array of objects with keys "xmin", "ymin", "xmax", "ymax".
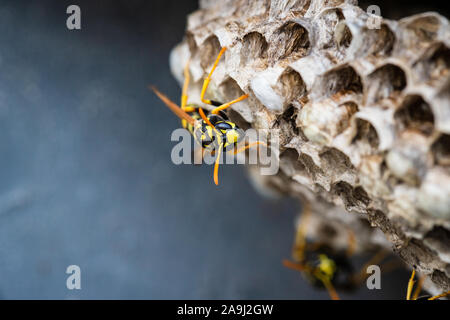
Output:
[{"xmin": 193, "ymin": 114, "xmax": 244, "ymax": 150}]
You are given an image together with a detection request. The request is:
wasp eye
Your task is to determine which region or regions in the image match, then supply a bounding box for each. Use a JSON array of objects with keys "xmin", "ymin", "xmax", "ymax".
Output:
[{"xmin": 215, "ymin": 122, "xmax": 232, "ymax": 130}]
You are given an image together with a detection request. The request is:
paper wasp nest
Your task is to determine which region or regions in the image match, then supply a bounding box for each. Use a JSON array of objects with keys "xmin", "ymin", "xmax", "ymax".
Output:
[{"xmin": 170, "ymin": 0, "xmax": 450, "ymax": 293}]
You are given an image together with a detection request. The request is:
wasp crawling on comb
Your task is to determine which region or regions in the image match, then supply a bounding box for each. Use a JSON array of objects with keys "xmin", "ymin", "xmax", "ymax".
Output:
[
  {"xmin": 283, "ymin": 201, "xmax": 400, "ymax": 300},
  {"xmin": 284, "ymin": 201, "xmax": 450, "ymax": 300},
  {"xmin": 151, "ymin": 47, "xmax": 264, "ymax": 185}
]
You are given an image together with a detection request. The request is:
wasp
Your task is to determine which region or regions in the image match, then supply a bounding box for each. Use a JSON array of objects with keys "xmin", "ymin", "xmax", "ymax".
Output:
[
  {"xmin": 284, "ymin": 202, "xmax": 450, "ymax": 300},
  {"xmin": 283, "ymin": 201, "xmax": 399, "ymax": 300},
  {"xmin": 151, "ymin": 47, "xmax": 264, "ymax": 185}
]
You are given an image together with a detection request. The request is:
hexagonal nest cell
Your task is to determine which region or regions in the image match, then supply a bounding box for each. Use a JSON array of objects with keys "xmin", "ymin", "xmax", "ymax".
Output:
[
  {"xmin": 199, "ymin": 35, "xmax": 222, "ymax": 69},
  {"xmin": 240, "ymin": 32, "xmax": 268, "ymax": 68},
  {"xmin": 170, "ymin": 0, "xmax": 450, "ymax": 294},
  {"xmin": 394, "ymin": 95, "xmax": 435, "ymax": 136},
  {"xmin": 431, "ymin": 134, "xmax": 450, "ymax": 166},
  {"xmin": 364, "ymin": 64, "xmax": 407, "ymax": 105},
  {"xmin": 274, "ymin": 67, "xmax": 307, "ymax": 107},
  {"xmin": 413, "ymin": 42, "xmax": 450, "ymax": 85},
  {"xmin": 353, "ymin": 24, "xmax": 395, "ymax": 58},
  {"xmin": 352, "ymin": 118, "xmax": 380, "ymax": 151},
  {"xmin": 268, "ymin": 21, "xmax": 310, "ymax": 63},
  {"xmin": 312, "ymin": 65, "xmax": 362, "ymax": 100}
]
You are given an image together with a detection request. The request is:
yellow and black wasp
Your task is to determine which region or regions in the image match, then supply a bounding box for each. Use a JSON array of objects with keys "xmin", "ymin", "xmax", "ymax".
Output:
[
  {"xmin": 283, "ymin": 202, "xmax": 450, "ymax": 300},
  {"xmin": 151, "ymin": 46, "xmax": 263, "ymax": 185},
  {"xmin": 283, "ymin": 201, "xmax": 398, "ymax": 300}
]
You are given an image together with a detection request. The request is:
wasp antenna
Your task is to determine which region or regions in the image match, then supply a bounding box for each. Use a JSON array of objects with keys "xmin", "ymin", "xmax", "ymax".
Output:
[
  {"xmin": 282, "ymin": 259, "xmax": 306, "ymax": 272},
  {"xmin": 198, "ymin": 107, "xmax": 215, "ymax": 128},
  {"xmin": 149, "ymin": 85, "xmax": 195, "ymax": 125}
]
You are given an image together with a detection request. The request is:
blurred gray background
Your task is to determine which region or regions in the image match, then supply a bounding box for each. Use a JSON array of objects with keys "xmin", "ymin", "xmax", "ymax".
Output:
[{"xmin": 0, "ymin": 0, "xmax": 446, "ymax": 299}]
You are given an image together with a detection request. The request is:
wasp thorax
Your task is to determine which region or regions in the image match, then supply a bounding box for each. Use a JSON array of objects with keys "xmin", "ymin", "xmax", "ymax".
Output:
[{"xmin": 193, "ymin": 113, "xmax": 243, "ymax": 150}]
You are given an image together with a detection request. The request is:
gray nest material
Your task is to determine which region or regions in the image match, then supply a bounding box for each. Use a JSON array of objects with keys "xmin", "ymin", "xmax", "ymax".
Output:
[{"xmin": 169, "ymin": 0, "xmax": 450, "ymax": 293}]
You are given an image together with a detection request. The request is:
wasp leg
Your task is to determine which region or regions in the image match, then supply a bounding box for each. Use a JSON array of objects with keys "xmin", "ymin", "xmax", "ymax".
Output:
[
  {"xmin": 323, "ymin": 279, "xmax": 340, "ymax": 300},
  {"xmin": 378, "ymin": 258, "xmax": 402, "ymax": 275},
  {"xmin": 428, "ymin": 291, "xmax": 450, "ymax": 300},
  {"xmin": 354, "ymin": 253, "xmax": 401, "ymax": 284},
  {"xmin": 412, "ymin": 273, "xmax": 425, "ymax": 300},
  {"xmin": 346, "ymin": 230, "xmax": 357, "ymax": 257},
  {"xmin": 180, "ymin": 59, "xmax": 196, "ymax": 128},
  {"xmin": 213, "ymin": 145, "xmax": 223, "ymax": 186},
  {"xmin": 352, "ymin": 249, "xmax": 388, "ymax": 285},
  {"xmin": 199, "ymin": 46, "xmax": 249, "ymax": 113},
  {"xmin": 293, "ymin": 200, "xmax": 312, "ymax": 262},
  {"xmin": 406, "ymin": 269, "xmax": 416, "ymax": 300},
  {"xmin": 282, "ymin": 203, "xmax": 311, "ymax": 270},
  {"xmin": 407, "ymin": 271, "xmax": 450, "ymax": 300},
  {"xmin": 201, "ymin": 46, "xmax": 227, "ymax": 105},
  {"xmin": 197, "ymin": 107, "xmax": 223, "ymax": 186},
  {"xmin": 211, "ymin": 94, "xmax": 249, "ymax": 114}
]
